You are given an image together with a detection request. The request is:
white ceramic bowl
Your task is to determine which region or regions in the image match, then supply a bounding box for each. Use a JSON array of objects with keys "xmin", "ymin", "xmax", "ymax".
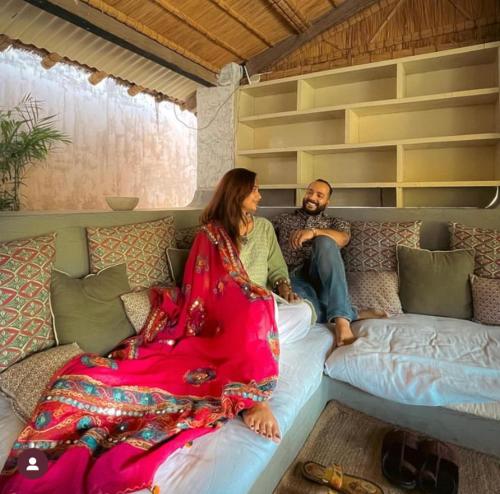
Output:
[{"xmin": 105, "ymin": 196, "xmax": 139, "ymax": 211}]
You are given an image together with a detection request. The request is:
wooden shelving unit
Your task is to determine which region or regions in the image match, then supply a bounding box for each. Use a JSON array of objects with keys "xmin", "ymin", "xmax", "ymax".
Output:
[{"xmin": 235, "ymin": 43, "xmax": 500, "ymax": 207}]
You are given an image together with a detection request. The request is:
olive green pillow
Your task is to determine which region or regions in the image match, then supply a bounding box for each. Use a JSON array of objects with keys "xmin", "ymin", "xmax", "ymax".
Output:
[
  {"xmin": 397, "ymin": 246, "xmax": 475, "ymax": 319},
  {"xmin": 166, "ymin": 247, "xmax": 190, "ymax": 286},
  {"xmin": 51, "ymin": 264, "xmax": 135, "ymax": 355}
]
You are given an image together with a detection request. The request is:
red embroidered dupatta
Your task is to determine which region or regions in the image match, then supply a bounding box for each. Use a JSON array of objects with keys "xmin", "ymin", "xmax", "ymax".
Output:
[{"xmin": 0, "ymin": 223, "xmax": 279, "ymax": 494}]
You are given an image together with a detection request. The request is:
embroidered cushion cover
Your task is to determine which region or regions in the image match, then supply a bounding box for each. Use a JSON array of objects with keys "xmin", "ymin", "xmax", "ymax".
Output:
[
  {"xmin": 0, "ymin": 233, "xmax": 57, "ymax": 372},
  {"xmin": 343, "ymin": 221, "xmax": 422, "ymax": 272},
  {"xmin": 0, "ymin": 343, "xmax": 83, "ymax": 422},
  {"xmin": 86, "ymin": 217, "xmax": 175, "ymax": 289},
  {"xmin": 397, "ymin": 246, "xmax": 475, "ymax": 319},
  {"xmin": 120, "ymin": 289, "xmax": 151, "ymax": 333},
  {"xmin": 470, "ymin": 275, "xmax": 500, "ymax": 325},
  {"xmin": 347, "ymin": 271, "xmax": 402, "ymax": 315},
  {"xmin": 50, "ymin": 264, "xmax": 134, "ymax": 355},
  {"xmin": 450, "ymin": 223, "xmax": 500, "ymax": 279}
]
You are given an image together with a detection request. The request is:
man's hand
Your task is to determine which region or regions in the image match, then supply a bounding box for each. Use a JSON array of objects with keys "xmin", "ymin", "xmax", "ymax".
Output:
[
  {"xmin": 278, "ymin": 282, "xmax": 301, "ymax": 303},
  {"xmin": 289, "ymin": 229, "xmax": 314, "ymax": 250}
]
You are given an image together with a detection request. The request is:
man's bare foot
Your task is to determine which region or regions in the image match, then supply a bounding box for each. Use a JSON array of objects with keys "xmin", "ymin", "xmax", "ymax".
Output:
[
  {"xmin": 242, "ymin": 402, "xmax": 281, "ymax": 443},
  {"xmin": 330, "ymin": 317, "xmax": 356, "ymax": 348},
  {"xmin": 355, "ymin": 308, "xmax": 388, "ymax": 321}
]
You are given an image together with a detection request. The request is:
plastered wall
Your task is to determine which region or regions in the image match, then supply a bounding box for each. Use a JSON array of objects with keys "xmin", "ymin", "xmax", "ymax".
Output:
[
  {"xmin": 196, "ymin": 84, "xmax": 236, "ymax": 191},
  {"xmin": 0, "ymin": 49, "xmax": 197, "ymax": 210}
]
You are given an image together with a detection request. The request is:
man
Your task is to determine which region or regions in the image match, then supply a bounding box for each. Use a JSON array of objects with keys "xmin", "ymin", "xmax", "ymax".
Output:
[{"xmin": 272, "ymin": 179, "xmax": 385, "ymax": 347}]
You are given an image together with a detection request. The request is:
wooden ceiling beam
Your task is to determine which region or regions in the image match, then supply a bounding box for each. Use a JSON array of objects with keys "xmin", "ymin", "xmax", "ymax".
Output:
[
  {"xmin": 150, "ymin": 0, "xmax": 246, "ymax": 60},
  {"xmin": 88, "ymin": 70, "xmax": 108, "ymax": 85},
  {"xmin": 180, "ymin": 90, "xmax": 197, "ymax": 113},
  {"xmin": 369, "ymin": 0, "xmax": 406, "ymax": 44},
  {"xmin": 266, "ymin": 0, "xmax": 310, "ymax": 33},
  {"xmin": 0, "ymin": 34, "xmax": 12, "ymax": 52},
  {"xmin": 245, "ymin": 0, "xmax": 380, "ymax": 76},
  {"xmin": 45, "ymin": 0, "xmax": 218, "ymax": 82},
  {"xmin": 208, "ymin": 0, "xmax": 273, "ymax": 47},
  {"xmin": 446, "ymin": 0, "xmax": 473, "ymax": 20},
  {"xmin": 128, "ymin": 84, "xmax": 144, "ymax": 96},
  {"xmin": 41, "ymin": 52, "xmax": 62, "ymax": 69},
  {"xmin": 82, "ymin": 0, "xmax": 219, "ymax": 72}
]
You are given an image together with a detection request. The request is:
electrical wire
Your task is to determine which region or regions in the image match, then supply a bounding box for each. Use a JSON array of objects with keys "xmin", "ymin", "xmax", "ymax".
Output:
[{"xmin": 172, "ymin": 82, "xmax": 240, "ymax": 131}]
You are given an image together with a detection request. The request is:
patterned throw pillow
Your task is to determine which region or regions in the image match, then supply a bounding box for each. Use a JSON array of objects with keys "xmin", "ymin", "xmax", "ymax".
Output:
[
  {"xmin": 347, "ymin": 271, "xmax": 402, "ymax": 315},
  {"xmin": 120, "ymin": 290, "xmax": 151, "ymax": 333},
  {"xmin": 450, "ymin": 223, "xmax": 500, "ymax": 279},
  {"xmin": 175, "ymin": 225, "xmax": 200, "ymax": 249},
  {"xmin": 0, "ymin": 233, "xmax": 57, "ymax": 372},
  {"xmin": 0, "ymin": 343, "xmax": 82, "ymax": 422},
  {"xmin": 343, "ymin": 221, "xmax": 422, "ymax": 272},
  {"xmin": 87, "ymin": 217, "xmax": 175, "ymax": 288},
  {"xmin": 470, "ymin": 275, "xmax": 500, "ymax": 325}
]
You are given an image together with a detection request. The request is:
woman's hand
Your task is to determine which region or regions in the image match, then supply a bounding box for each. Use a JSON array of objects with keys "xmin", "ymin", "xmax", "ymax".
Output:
[
  {"xmin": 289, "ymin": 229, "xmax": 315, "ymax": 250},
  {"xmin": 278, "ymin": 282, "xmax": 300, "ymax": 303}
]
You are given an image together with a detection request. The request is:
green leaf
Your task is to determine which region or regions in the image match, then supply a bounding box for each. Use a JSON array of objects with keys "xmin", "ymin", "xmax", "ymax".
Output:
[{"xmin": 0, "ymin": 94, "xmax": 71, "ymax": 210}]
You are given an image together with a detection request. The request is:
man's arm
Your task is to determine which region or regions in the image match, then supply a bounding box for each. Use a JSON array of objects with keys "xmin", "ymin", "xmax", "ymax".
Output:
[
  {"xmin": 313, "ymin": 228, "xmax": 350, "ymax": 247},
  {"xmin": 290, "ymin": 217, "xmax": 351, "ymax": 249},
  {"xmin": 290, "ymin": 228, "xmax": 350, "ymax": 249}
]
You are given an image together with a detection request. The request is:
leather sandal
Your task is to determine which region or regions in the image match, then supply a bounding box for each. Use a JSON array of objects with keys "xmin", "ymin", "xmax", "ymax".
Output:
[
  {"xmin": 418, "ymin": 440, "xmax": 459, "ymax": 494},
  {"xmin": 381, "ymin": 429, "xmax": 423, "ymax": 490},
  {"xmin": 302, "ymin": 461, "xmax": 384, "ymax": 493}
]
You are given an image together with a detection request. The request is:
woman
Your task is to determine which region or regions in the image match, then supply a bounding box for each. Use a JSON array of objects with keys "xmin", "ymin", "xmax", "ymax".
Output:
[
  {"xmin": 0, "ymin": 171, "xmax": 287, "ymax": 494},
  {"xmin": 201, "ymin": 168, "xmax": 313, "ymax": 441}
]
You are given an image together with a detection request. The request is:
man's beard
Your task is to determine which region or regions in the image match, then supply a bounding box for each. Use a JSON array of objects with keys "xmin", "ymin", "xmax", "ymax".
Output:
[{"xmin": 302, "ymin": 198, "xmax": 327, "ymax": 216}]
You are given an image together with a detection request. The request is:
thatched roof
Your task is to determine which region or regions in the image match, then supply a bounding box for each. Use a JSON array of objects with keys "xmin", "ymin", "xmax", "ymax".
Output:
[{"xmin": 1, "ymin": 0, "xmax": 499, "ymax": 107}]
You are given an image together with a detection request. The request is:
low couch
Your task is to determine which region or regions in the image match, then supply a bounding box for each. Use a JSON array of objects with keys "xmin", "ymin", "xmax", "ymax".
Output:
[
  {"xmin": 0, "ymin": 208, "xmax": 332, "ymax": 494},
  {"xmin": 0, "ymin": 206, "xmax": 499, "ymax": 494}
]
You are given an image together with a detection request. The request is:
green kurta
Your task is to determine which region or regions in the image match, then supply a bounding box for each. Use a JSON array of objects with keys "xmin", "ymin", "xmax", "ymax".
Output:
[{"xmin": 239, "ymin": 216, "xmax": 289, "ymax": 289}]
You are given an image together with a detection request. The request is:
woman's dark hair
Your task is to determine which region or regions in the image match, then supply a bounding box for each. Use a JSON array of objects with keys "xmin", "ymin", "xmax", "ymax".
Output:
[{"xmin": 201, "ymin": 168, "xmax": 256, "ymax": 247}]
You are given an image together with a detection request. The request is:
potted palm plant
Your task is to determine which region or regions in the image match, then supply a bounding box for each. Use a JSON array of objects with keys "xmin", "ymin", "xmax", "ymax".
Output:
[{"xmin": 0, "ymin": 94, "xmax": 70, "ymax": 211}]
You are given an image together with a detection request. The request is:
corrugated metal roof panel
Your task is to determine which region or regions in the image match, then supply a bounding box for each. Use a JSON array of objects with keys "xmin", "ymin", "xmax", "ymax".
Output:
[{"xmin": 0, "ymin": 0, "xmax": 201, "ymax": 102}]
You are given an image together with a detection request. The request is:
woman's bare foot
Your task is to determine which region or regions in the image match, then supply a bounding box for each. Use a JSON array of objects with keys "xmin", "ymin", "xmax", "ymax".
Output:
[
  {"xmin": 242, "ymin": 402, "xmax": 281, "ymax": 443},
  {"xmin": 331, "ymin": 317, "xmax": 356, "ymax": 348},
  {"xmin": 355, "ymin": 308, "xmax": 388, "ymax": 321}
]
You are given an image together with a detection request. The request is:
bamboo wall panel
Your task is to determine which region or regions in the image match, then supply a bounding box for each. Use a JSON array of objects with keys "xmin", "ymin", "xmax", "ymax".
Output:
[{"xmin": 263, "ymin": 0, "xmax": 500, "ymax": 80}]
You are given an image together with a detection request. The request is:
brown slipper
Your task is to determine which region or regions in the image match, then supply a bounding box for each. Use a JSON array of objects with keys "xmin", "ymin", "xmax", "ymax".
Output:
[{"xmin": 302, "ymin": 461, "xmax": 384, "ymax": 493}]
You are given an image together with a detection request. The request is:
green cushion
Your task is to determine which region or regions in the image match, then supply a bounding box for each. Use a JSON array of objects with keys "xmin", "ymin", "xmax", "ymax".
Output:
[
  {"xmin": 397, "ymin": 245, "xmax": 475, "ymax": 319},
  {"xmin": 167, "ymin": 247, "xmax": 190, "ymax": 285},
  {"xmin": 51, "ymin": 264, "xmax": 134, "ymax": 355}
]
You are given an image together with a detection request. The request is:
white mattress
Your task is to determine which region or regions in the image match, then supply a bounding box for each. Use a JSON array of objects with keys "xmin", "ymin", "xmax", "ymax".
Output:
[
  {"xmin": 446, "ymin": 402, "xmax": 500, "ymax": 420},
  {"xmin": 325, "ymin": 313, "xmax": 500, "ymax": 414},
  {"xmin": 0, "ymin": 325, "xmax": 333, "ymax": 494}
]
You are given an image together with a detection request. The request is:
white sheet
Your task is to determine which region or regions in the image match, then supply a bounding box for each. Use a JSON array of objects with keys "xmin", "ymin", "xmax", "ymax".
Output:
[
  {"xmin": 324, "ymin": 314, "xmax": 500, "ymax": 407},
  {"xmin": 135, "ymin": 324, "xmax": 332, "ymax": 494},
  {"xmin": 0, "ymin": 326, "xmax": 332, "ymax": 493},
  {"xmin": 447, "ymin": 402, "xmax": 500, "ymax": 420}
]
